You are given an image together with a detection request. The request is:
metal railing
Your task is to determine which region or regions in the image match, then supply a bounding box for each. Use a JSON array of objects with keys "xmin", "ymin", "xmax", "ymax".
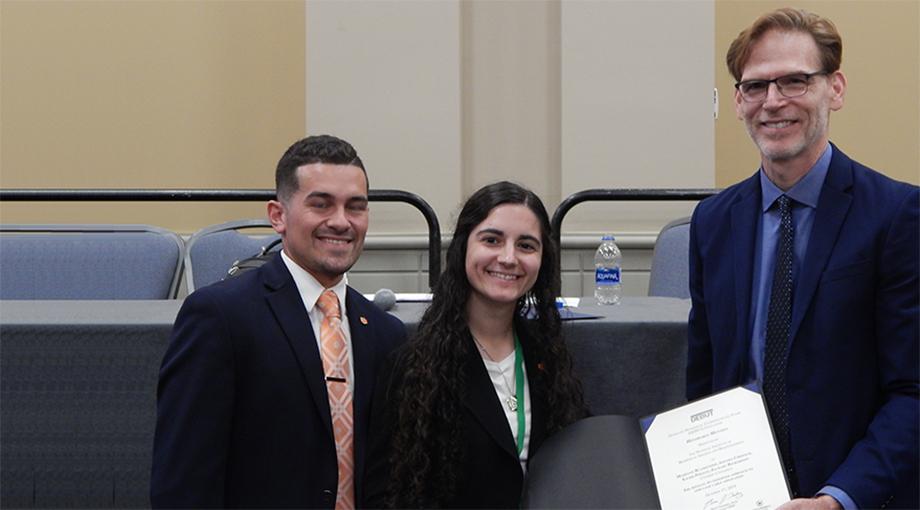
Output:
[
  {"xmin": 0, "ymin": 188, "xmax": 443, "ymax": 288},
  {"xmin": 550, "ymin": 188, "xmax": 720, "ymax": 259},
  {"xmin": 3, "ymin": 187, "xmax": 727, "ymax": 285}
]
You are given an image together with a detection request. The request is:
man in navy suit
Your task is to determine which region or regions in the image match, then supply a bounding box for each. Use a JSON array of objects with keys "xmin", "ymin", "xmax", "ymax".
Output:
[
  {"xmin": 688, "ymin": 8, "xmax": 918, "ymax": 510},
  {"xmin": 151, "ymin": 135, "xmax": 407, "ymax": 508}
]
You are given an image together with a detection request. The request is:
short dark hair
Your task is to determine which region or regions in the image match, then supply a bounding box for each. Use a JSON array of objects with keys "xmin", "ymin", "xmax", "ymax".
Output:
[
  {"xmin": 726, "ymin": 8, "xmax": 843, "ymax": 82},
  {"xmin": 274, "ymin": 135, "xmax": 367, "ymax": 202}
]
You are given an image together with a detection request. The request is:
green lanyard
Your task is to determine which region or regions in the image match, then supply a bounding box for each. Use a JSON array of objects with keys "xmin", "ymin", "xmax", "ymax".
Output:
[{"xmin": 512, "ymin": 332, "xmax": 525, "ymax": 456}]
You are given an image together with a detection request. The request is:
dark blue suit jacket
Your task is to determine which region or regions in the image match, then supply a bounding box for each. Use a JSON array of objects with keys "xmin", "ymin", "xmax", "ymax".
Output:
[
  {"xmin": 687, "ymin": 145, "xmax": 918, "ymax": 508},
  {"xmin": 151, "ymin": 254, "xmax": 406, "ymax": 508}
]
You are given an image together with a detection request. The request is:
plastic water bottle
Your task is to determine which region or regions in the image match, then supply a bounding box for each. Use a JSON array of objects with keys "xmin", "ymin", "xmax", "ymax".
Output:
[{"xmin": 594, "ymin": 235, "xmax": 622, "ymax": 305}]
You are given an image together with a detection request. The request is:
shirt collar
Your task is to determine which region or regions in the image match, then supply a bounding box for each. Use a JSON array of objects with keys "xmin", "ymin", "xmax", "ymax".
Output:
[
  {"xmin": 759, "ymin": 143, "xmax": 832, "ymax": 212},
  {"xmin": 280, "ymin": 250, "xmax": 348, "ymax": 314}
]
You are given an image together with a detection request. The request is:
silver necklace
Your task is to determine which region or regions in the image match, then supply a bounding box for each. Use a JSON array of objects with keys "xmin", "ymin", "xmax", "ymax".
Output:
[{"xmin": 472, "ymin": 336, "xmax": 518, "ymax": 412}]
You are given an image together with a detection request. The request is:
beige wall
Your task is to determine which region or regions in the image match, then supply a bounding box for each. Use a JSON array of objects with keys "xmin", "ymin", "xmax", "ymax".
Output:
[
  {"xmin": 0, "ymin": 0, "xmax": 305, "ymax": 233},
  {"xmin": 560, "ymin": 0, "xmax": 714, "ymax": 234},
  {"xmin": 462, "ymin": 0, "xmax": 561, "ymax": 208},
  {"xmin": 2, "ymin": 1, "xmax": 917, "ymax": 238},
  {"xmin": 306, "ymin": 0, "xmax": 715, "ymax": 236},
  {"xmin": 715, "ymin": 1, "xmax": 920, "ymax": 187},
  {"xmin": 305, "ymin": 0, "xmax": 462, "ymax": 235}
]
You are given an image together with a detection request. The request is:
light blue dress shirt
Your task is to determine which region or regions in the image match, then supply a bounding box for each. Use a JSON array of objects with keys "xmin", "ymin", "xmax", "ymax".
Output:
[
  {"xmin": 746, "ymin": 144, "xmax": 856, "ymax": 510},
  {"xmin": 748, "ymin": 144, "xmax": 830, "ymax": 384}
]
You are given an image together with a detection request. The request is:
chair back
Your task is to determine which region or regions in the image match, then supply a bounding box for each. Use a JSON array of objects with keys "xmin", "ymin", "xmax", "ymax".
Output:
[
  {"xmin": 0, "ymin": 224, "xmax": 184, "ymax": 299},
  {"xmin": 647, "ymin": 217, "xmax": 691, "ymax": 299},
  {"xmin": 185, "ymin": 219, "xmax": 280, "ymax": 293},
  {"xmin": 523, "ymin": 415, "xmax": 661, "ymax": 508}
]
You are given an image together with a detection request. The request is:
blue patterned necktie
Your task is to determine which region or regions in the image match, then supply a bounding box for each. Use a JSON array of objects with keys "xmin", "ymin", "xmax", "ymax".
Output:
[{"xmin": 763, "ymin": 194, "xmax": 794, "ymax": 480}]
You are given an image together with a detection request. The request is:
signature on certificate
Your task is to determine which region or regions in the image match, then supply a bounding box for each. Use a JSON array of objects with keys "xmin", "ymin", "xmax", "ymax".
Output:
[{"xmin": 703, "ymin": 491, "xmax": 744, "ymax": 510}]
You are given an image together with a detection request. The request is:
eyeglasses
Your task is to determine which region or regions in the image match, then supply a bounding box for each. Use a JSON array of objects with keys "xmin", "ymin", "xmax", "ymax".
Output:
[{"xmin": 735, "ymin": 72, "xmax": 828, "ymax": 102}]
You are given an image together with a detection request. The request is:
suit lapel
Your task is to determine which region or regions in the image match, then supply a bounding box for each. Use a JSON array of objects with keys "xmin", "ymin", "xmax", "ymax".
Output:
[
  {"xmin": 462, "ymin": 340, "xmax": 519, "ymax": 460},
  {"xmin": 730, "ymin": 176, "xmax": 760, "ymax": 367},
  {"xmin": 345, "ymin": 288, "xmax": 376, "ymax": 493},
  {"xmin": 789, "ymin": 149, "xmax": 853, "ymax": 344},
  {"xmin": 520, "ymin": 333, "xmax": 546, "ymax": 454},
  {"xmin": 262, "ymin": 255, "xmax": 334, "ymax": 440}
]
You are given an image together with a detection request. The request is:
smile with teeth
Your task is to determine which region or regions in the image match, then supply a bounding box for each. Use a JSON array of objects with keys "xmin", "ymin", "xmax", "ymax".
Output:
[
  {"xmin": 487, "ymin": 270, "xmax": 520, "ymax": 281},
  {"xmin": 762, "ymin": 120, "xmax": 795, "ymax": 129},
  {"xmin": 318, "ymin": 237, "xmax": 351, "ymax": 245}
]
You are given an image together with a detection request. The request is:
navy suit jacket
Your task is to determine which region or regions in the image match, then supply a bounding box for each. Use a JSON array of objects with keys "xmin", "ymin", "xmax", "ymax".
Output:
[
  {"xmin": 151, "ymin": 254, "xmax": 407, "ymax": 508},
  {"xmin": 363, "ymin": 325, "xmax": 549, "ymax": 508},
  {"xmin": 687, "ymin": 145, "xmax": 918, "ymax": 508}
]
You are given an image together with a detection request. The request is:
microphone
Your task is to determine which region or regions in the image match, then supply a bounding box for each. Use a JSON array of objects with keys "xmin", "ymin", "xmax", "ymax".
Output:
[{"xmin": 372, "ymin": 288, "xmax": 397, "ymax": 311}]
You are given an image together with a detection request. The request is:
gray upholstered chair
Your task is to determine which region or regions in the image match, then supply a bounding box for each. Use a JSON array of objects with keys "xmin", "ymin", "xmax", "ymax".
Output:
[
  {"xmin": 184, "ymin": 219, "xmax": 281, "ymax": 294},
  {"xmin": 0, "ymin": 224, "xmax": 184, "ymax": 299},
  {"xmin": 523, "ymin": 415, "xmax": 660, "ymax": 508},
  {"xmin": 647, "ymin": 217, "xmax": 691, "ymax": 299}
]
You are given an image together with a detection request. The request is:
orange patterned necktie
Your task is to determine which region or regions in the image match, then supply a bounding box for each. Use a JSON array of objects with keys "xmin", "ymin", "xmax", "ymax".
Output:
[{"xmin": 316, "ymin": 289, "xmax": 354, "ymax": 510}]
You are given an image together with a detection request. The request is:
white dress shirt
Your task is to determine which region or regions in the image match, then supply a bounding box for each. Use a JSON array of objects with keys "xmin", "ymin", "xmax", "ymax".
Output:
[
  {"xmin": 280, "ymin": 250, "xmax": 355, "ymax": 391},
  {"xmin": 480, "ymin": 351, "xmax": 532, "ymax": 472}
]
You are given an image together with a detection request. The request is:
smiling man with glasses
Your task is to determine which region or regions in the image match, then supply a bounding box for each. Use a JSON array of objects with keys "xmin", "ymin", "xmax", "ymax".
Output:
[{"xmin": 687, "ymin": 8, "xmax": 918, "ymax": 510}]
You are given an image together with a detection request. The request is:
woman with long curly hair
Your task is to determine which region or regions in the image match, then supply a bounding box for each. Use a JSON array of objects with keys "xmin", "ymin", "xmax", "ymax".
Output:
[{"xmin": 362, "ymin": 181, "xmax": 587, "ymax": 508}]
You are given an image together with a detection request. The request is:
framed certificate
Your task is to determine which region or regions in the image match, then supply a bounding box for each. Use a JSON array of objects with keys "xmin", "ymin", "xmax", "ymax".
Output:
[
  {"xmin": 642, "ymin": 385, "xmax": 791, "ymax": 509},
  {"xmin": 524, "ymin": 385, "xmax": 791, "ymax": 509}
]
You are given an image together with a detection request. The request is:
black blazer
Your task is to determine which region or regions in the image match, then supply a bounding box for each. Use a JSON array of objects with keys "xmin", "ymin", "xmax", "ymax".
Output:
[
  {"xmin": 362, "ymin": 327, "xmax": 549, "ymax": 509},
  {"xmin": 151, "ymin": 254, "xmax": 407, "ymax": 508}
]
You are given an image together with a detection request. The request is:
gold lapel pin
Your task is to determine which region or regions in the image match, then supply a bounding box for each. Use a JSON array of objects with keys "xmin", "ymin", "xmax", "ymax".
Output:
[{"xmin": 360, "ymin": 316, "xmax": 368, "ymax": 325}]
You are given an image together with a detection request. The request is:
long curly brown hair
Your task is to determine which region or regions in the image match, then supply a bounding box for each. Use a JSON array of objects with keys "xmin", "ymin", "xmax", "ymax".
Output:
[{"xmin": 385, "ymin": 181, "xmax": 587, "ymax": 508}]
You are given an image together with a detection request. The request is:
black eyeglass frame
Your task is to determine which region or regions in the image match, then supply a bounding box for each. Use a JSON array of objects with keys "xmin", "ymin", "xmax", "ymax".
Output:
[{"xmin": 734, "ymin": 71, "xmax": 829, "ymax": 102}]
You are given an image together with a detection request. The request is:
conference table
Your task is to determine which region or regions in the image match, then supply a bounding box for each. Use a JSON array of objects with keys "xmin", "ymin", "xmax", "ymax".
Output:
[
  {"xmin": 392, "ymin": 297, "xmax": 690, "ymax": 416},
  {"xmin": 0, "ymin": 296, "xmax": 690, "ymax": 508}
]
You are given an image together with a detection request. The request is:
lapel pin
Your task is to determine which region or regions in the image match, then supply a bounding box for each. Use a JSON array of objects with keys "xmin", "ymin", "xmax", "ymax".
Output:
[
  {"xmin": 537, "ymin": 362, "xmax": 546, "ymax": 372},
  {"xmin": 360, "ymin": 316, "xmax": 368, "ymax": 325}
]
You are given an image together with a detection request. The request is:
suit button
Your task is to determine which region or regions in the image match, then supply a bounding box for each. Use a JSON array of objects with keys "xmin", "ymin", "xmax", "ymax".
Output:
[{"xmin": 322, "ymin": 489, "xmax": 335, "ymax": 504}]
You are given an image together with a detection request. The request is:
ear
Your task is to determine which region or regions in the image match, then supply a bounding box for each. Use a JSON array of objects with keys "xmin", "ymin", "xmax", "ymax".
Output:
[
  {"xmin": 828, "ymin": 70, "xmax": 847, "ymax": 111},
  {"xmin": 267, "ymin": 200, "xmax": 286, "ymax": 234},
  {"xmin": 733, "ymin": 87, "xmax": 745, "ymax": 120}
]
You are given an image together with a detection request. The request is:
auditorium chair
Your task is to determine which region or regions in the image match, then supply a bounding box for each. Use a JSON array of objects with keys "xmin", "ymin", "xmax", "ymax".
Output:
[
  {"xmin": 647, "ymin": 217, "xmax": 691, "ymax": 299},
  {"xmin": 0, "ymin": 224, "xmax": 184, "ymax": 299},
  {"xmin": 184, "ymin": 219, "xmax": 281, "ymax": 294}
]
